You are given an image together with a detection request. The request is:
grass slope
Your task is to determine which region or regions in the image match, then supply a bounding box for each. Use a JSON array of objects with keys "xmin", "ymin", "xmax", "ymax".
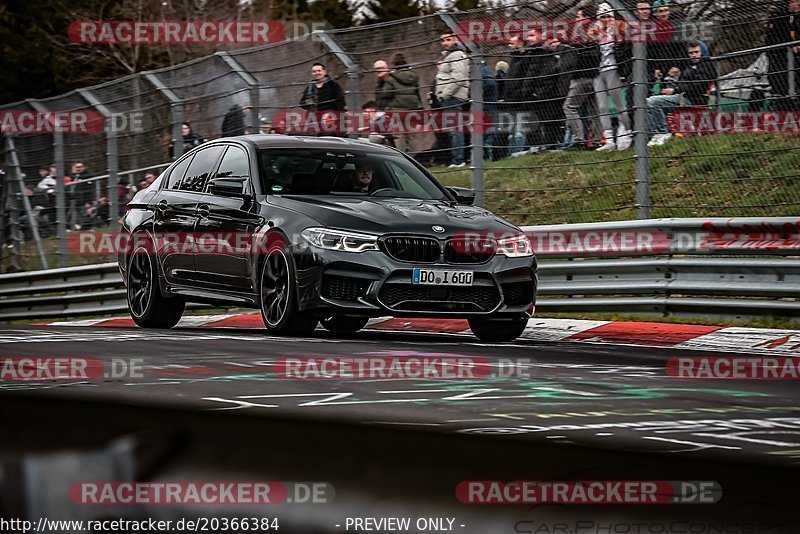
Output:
[{"xmin": 431, "ymin": 134, "xmax": 800, "ymax": 226}]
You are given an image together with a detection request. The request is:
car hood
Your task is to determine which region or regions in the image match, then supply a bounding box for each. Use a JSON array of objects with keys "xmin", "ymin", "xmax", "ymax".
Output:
[{"xmin": 267, "ymin": 195, "xmax": 520, "ymax": 236}]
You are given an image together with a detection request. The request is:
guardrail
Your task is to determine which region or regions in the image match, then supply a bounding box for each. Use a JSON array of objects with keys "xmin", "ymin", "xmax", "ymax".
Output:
[{"xmin": 1, "ymin": 218, "xmax": 799, "ymax": 323}]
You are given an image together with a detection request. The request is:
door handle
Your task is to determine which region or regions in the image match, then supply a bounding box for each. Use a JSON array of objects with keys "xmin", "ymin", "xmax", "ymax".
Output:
[{"xmin": 197, "ymin": 204, "xmax": 210, "ymax": 218}]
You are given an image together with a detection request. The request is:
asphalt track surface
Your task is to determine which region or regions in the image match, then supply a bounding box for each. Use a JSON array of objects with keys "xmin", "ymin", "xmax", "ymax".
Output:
[{"xmin": 1, "ymin": 322, "xmax": 799, "ymax": 532}]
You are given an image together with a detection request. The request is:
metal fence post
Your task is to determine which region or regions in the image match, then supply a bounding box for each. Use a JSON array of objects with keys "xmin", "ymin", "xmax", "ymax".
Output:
[
  {"xmin": 144, "ymin": 72, "xmax": 184, "ymax": 160},
  {"xmin": 28, "ymin": 99, "xmax": 68, "ymax": 266},
  {"xmin": 217, "ymin": 52, "xmax": 261, "ymax": 132},
  {"xmin": 314, "ymin": 31, "xmax": 361, "ymax": 116},
  {"xmin": 78, "ymin": 88, "xmax": 119, "ymax": 232},
  {"xmin": 632, "ymin": 40, "xmax": 650, "ymax": 219},
  {"xmin": 53, "ymin": 131, "xmax": 67, "ymax": 266},
  {"xmin": 789, "ymin": 47, "xmax": 796, "ymax": 98},
  {"xmin": 440, "ymin": 13, "xmax": 485, "ymax": 207},
  {"xmin": 8, "ymin": 191, "xmax": 22, "ymax": 271},
  {"xmin": 609, "ymin": 0, "xmax": 650, "ymax": 219}
]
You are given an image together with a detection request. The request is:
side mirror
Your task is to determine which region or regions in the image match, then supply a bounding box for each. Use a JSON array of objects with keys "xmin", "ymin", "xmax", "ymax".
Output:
[
  {"xmin": 447, "ymin": 186, "xmax": 476, "ymax": 205},
  {"xmin": 208, "ymin": 176, "xmax": 249, "ymax": 198}
]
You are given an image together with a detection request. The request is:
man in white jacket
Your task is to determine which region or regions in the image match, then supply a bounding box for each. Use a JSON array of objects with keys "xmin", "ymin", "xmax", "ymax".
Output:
[{"xmin": 435, "ymin": 33, "xmax": 470, "ymax": 167}]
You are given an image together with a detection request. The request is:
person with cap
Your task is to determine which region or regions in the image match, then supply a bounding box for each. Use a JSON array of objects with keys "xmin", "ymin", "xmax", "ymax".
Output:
[{"xmin": 592, "ymin": 2, "xmax": 633, "ymax": 151}]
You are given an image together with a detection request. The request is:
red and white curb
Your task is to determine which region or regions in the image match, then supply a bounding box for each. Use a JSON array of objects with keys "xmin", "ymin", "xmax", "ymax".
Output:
[{"xmin": 36, "ymin": 314, "xmax": 800, "ymax": 356}]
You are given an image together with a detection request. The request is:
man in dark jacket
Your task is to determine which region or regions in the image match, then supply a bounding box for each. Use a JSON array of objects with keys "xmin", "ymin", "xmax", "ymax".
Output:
[
  {"xmin": 646, "ymin": 40, "xmax": 715, "ymax": 146},
  {"xmin": 532, "ymin": 35, "xmax": 568, "ymax": 151},
  {"xmin": 299, "ymin": 63, "xmax": 346, "ymax": 112},
  {"xmin": 561, "ymin": 8, "xmax": 601, "ymax": 150},
  {"xmin": 503, "ymin": 35, "xmax": 534, "ymax": 155},
  {"xmin": 170, "ymin": 122, "xmax": 205, "ymax": 156},
  {"xmin": 519, "ymin": 29, "xmax": 554, "ymax": 152},
  {"xmin": 766, "ymin": 0, "xmax": 800, "ymax": 110},
  {"xmin": 221, "ymin": 105, "xmax": 248, "ymax": 137}
]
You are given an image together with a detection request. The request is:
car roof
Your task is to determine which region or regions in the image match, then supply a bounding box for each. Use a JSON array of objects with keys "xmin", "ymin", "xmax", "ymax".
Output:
[{"xmin": 232, "ymin": 134, "xmax": 399, "ymax": 154}]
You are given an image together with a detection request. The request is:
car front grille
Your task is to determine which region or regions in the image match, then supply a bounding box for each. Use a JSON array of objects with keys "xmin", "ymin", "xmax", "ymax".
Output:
[
  {"xmin": 321, "ymin": 275, "xmax": 368, "ymax": 301},
  {"xmin": 381, "ymin": 236, "xmax": 441, "ymax": 263},
  {"xmin": 502, "ymin": 281, "xmax": 534, "ymax": 306},
  {"xmin": 444, "ymin": 238, "xmax": 496, "ymax": 264},
  {"xmin": 379, "ymin": 283, "xmax": 500, "ymax": 312}
]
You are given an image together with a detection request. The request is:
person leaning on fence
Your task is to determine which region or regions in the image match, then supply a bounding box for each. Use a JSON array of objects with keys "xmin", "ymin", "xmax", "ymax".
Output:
[
  {"xmin": 435, "ymin": 32, "xmax": 470, "ymax": 168},
  {"xmin": 766, "ymin": 0, "xmax": 800, "ymax": 111},
  {"xmin": 299, "ymin": 63, "xmax": 346, "ymax": 113},
  {"xmin": 169, "ymin": 122, "xmax": 205, "ymax": 155},
  {"xmin": 647, "ymin": 40, "xmax": 715, "ymax": 147},
  {"xmin": 561, "ymin": 5, "xmax": 601, "ymax": 151}
]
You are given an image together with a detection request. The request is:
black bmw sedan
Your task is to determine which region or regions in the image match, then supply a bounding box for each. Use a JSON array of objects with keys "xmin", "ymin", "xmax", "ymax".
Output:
[{"xmin": 119, "ymin": 135, "xmax": 537, "ymax": 341}]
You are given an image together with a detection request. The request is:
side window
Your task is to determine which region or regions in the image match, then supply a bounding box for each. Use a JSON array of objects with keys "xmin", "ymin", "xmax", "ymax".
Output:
[
  {"xmin": 215, "ymin": 146, "xmax": 250, "ymax": 180},
  {"xmin": 385, "ymin": 161, "xmax": 428, "ymax": 197},
  {"xmin": 180, "ymin": 146, "xmax": 224, "ymax": 193},
  {"xmin": 166, "ymin": 155, "xmax": 193, "ymax": 190}
]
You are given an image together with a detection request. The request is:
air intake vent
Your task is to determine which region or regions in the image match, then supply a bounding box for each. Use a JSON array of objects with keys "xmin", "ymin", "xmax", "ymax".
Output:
[{"xmin": 381, "ymin": 236, "xmax": 441, "ymax": 263}]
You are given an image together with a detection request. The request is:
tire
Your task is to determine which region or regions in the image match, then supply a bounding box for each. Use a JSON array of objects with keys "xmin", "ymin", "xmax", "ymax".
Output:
[
  {"xmin": 127, "ymin": 246, "xmax": 185, "ymax": 328},
  {"xmin": 468, "ymin": 315, "xmax": 529, "ymax": 342},
  {"xmin": 321, "ymin": 316, "xmax": 369, "ymax": 334},
  {"xmin": 259, "ymin": 241, "xmax": 318, "ymax": 336}
]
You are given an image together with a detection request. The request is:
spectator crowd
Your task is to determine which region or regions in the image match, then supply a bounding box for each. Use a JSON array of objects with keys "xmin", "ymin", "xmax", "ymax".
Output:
[{"xmin": 277, "ymin": 0, "xmax": 799, "ymax": 165}]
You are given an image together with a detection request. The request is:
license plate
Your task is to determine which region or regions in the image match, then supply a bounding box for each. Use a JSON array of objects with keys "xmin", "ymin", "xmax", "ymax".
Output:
[{"xmin": 412, "ymin": 268, "xmax": 473, "ymax": 286}]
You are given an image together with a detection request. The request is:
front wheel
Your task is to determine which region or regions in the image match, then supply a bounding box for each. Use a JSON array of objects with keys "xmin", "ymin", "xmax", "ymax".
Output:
[
  {"xmin": 468, "ymin": 315, "xmax": 528, "ymax": 342},
  {"xmin": 321, "ymin": 316, "xmax": 369, "ymax": 334},
  {"xmin": 127, "ymin": 246, "xmax": 185, "ymax": 328},
  {"xmin": 260, "ymin": 243, "xmax": 318, "ymax": 336}
]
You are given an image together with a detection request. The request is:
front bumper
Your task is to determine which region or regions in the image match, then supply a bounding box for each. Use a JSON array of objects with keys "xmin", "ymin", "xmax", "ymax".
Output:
[{"xmin": 291, "ymin": 243, "xmax": 537, "ymax": 318}]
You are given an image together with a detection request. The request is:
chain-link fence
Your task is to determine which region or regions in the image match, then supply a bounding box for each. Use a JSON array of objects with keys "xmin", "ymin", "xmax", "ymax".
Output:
[{"xmin": 1, "ymin": 0, "xmax": 798, "ymax": 271}]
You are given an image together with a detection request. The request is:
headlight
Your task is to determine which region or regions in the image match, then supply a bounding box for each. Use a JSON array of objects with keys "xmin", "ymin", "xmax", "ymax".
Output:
[
  {"xmin": 301, "ymin": 228, "xmax": 379, "ymax": 253},
  {"xmin": 496, "ymin": 234, "xmax": 533, "ymax": 257}
]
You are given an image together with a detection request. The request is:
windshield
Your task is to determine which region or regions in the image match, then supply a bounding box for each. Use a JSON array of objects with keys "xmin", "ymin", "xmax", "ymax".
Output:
[{"xmin": 259, "ymin": 148, "xmax": 447, "ymax": 200}]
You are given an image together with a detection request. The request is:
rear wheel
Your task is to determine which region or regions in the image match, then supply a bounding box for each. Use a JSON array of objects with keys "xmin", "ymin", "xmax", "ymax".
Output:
[
  {"xmin": 321, "ymin": 316, "xmax": 369, "ymax": 334},
  {"xmin": 260, "ymin": 243, "xmax": 318, "ymax": 336},
  {"xmin": 127, "ymin": 246, "xmax": 185, "ymax": 328},
  {"xmin": 468, "ymin": 315, "xmax": 528, "ymax": 342}
]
